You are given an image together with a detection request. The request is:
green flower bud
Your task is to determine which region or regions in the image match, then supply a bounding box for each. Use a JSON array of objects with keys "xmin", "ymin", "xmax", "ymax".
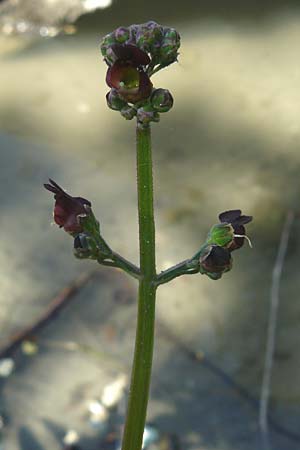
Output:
[
  {"xmin": 163, "ymin": 27, "xmax": 180, "ymax": 44},
  {"xmin": 114, "ymin": 26, "xmax": 130, "ymax": 43},
  {"xmin": 136, "ymin": 21, "xmax": 163, "ymax": 53},
  {"xmin": 121, "ymin": 105, "xmax": 136, "ymax": 120},
  {"xmin": 207, "ymin": 223, "xmax": 234, "ymax": 248},
  {"xmin": 106, "ymin": 89, "xmax": 128, "ymax": 111},
  {"xmin": 74, "ymin": 233, "xmax": 98, "ymax": 259},
  {"xmin": 159, "ymin": 43, "xmax": 179, "ymax": 65},
  {"xmin": 158, "ymin": 27, "xmax": 180, "ymax": 65},
  {"xmin": 150, "ymin": 88, "xmax": 173, "ymax": 113},
  {"xmin": 100, "ymin": 33, "xmax": 117, "ymax": 58},
  {"xmin": 128, "ymin": 24, "xmax": 139, "ymax": 43},
  {"xmin": 137, "ymin": 106, "xmax": 160, "ymax": 125}
]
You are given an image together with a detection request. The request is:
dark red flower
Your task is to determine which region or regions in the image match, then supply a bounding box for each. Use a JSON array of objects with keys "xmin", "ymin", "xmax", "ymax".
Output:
[
  {"xmin": 44, "ymin": 179, "xmax": 91, "ymax": 234},
  {"xmin": 106, "ymin": 44, "xmax": 153, "ymax": 103},
  {"xmin": 218, "ymin": 210, "xmax": 252, "ymax": 251}
]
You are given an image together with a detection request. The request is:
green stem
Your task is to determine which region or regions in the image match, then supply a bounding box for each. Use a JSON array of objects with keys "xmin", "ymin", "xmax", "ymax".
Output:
[
  {"xmin": 156, "ymin": 258, "xmax": 199, "ymax": 286},
  {"xmin": 95, "ymin": 234, "xmax": 141, "ymax": 279},
  {"xmin": 121, "ymin": 125, "xmax": 157, "ymax": 450},
  {"xmin": 156, "ymin": 243, "xmax": 208, "ymax": 286},
  {"xmin": 97, "ymin": 254, "xmax": 141, "ymax": 280},
  {"xmin": 111, "ymin": 251, "xmax": 141, "ymax": 279}
]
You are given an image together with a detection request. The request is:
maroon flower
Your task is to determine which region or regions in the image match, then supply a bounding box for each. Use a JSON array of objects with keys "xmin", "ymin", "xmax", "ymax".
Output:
[
  {"xmin": 106, "ymin": 44, "xmax": 153, "ymax": 103},
  {"xmin": 218, "ymin": 210, "xmax": 252, "ymax": 251},
  {"xmin": 44, "ymin": 179, "xmax": 91, "ymax": 234}
]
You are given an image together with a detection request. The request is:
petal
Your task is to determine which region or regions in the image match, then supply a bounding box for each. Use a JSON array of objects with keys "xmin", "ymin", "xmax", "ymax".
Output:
[
  {"xmin": 235, "ymin": 215, "xmax": 252, "ymax": 226},
  {"xmin": 219, "ymin": 210, "xmax": 241, "ymax": 223},
  {"xmin": 44, "ymin": 179, "xmax": 65, "ymax": 195},
  {"xmin": 44, "ymin": 179, "xmax": 74, "ymax": 202},
  {"xmin": 111, "ymin": 43, "xmax": 150, "ymax": 66},
  {"xmin": 74, "ymin": 197, "xmax": 92, "ymax": 208},
  {"xmin": 63, "ymin": 215, "xmax": 82, "ymax": 233},
  {"xmin": 229, "ymin": 225, "xmax": 245, "ymax": 251},
  {"xmin": 137, "ymin": 70, "xmax": 153, "ymax": 99}
]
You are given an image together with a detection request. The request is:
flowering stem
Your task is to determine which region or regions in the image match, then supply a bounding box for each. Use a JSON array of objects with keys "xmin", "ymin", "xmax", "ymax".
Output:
[{"xmin": 121, "ymin": 125, "xmax": 157, "ymax": 450}]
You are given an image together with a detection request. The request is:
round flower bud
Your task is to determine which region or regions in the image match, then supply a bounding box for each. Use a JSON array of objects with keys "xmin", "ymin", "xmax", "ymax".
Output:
[
  {"xmin": 106, "ymin": 89, "xmax": 128, "ymax": 111},
  {"xmin": 150, "ymin": 88, "xmax": 173, "ymax": 113},
  {"xmin": 74, "ymin": 233, "xmax": 97, "ymax": 259},
  {"xmin": 136, "ymin": 21, "xmax": 163, "ymax": 53},
  {"xmin": 137, "ymin": 106, "xmax": 160, "ymax": 125},
  {"xmin": 114, "ymin": 26, "xmax": 130, "ymax": 43},
  {"xmin": 100, "ymin": 33, "xmax": 117, "ymax": 58},
  {"xmin": 163, "ymin": 27, "xmax": 180, "ymax": 45},
  {"xmin": 159, "ymin": 28, "xmax": 180, "ymax": 65},
  {"xmin": 159, "ymin": 43, "xmax": 179, "ymax": 65},
  {"xmin": 121, "ymin": 105, "xmax": 136, "ymax": 120},
  {"xmin": 127, "ymin": 24, "xmax": 139, "ymax": 44}
]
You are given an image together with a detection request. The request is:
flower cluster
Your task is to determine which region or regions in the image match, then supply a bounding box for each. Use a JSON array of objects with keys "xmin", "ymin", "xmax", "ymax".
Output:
[
  {"xmin": 198, "ymin": 210, "xmax": 252, "ymax": 280},
  {"xmin": 100, "ymin": 21, "xmax": 180, "ymax": 127}
]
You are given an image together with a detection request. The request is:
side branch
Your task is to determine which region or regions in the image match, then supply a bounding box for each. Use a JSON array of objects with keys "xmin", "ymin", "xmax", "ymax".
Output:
[{"xmin": 156, "ymin": 259, "xmax": 199, "ymax": 286}]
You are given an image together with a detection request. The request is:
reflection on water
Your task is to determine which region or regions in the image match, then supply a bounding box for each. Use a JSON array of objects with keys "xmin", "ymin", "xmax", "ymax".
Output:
[{"xmin": 0, "ymin": 0, "xmax": 112, "ymax": 37}]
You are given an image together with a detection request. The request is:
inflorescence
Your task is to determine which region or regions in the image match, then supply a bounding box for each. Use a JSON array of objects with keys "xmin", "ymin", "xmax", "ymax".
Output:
[{"xmin": 100, "ymin": 21, "xmax": 180, "ymax": 128}]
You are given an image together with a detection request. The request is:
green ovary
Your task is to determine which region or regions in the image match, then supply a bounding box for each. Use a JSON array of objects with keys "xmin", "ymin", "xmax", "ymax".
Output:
[{"xmin": 119, "ymin": 67, "xmax": 140, "ymax": 89}]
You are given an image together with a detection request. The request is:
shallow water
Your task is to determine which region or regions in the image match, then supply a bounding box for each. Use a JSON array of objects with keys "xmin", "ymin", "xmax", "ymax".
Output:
[{"xmin": 1, "ymin": 2, "xmax": 300, "ymax": 449}]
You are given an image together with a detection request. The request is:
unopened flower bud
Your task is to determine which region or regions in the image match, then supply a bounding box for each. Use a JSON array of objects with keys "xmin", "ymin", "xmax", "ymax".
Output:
[
  {"xmin": 164, "ymin": 27, "xmax": 180, "ymax": 44},
  {"xmin": 74, "ymin": 233, "xmax": 98, "ymax": 259},
  {"xmin": 114, "ymin": 26, "xmax": 130, "ymax": 43},
  {"xmin": 159, "ymin": 27, "xmax": 180, "ymax": 65},
  {"xmin": 136, "ymin": 21, "xmax": 163, "ymax": 53},
  {"xmin": 199, "ymin": 245, "xmax": 232, "ymax": 280},
  {"xmin": 159, "ymin": 43, "xmax": 178, "ymax": 65},
  {"xmin": 120, "ymin": 105, "xmax": 136, "ymax": 120},
  {"xmin": 126, "ymin": 24, "xmax": 139, "ymax": 44},
  {"xmin": 151, "ymin": 88, "xmax": 173, "ymax": 113},
  {"xmin": 100, "ymin": 33, "xmax": 117, "ymax": 59},
  {"xmin": 106, "ymin": 89, "xmax": 128, "ymax": 111},
  {"xmin": 137, "ymin": 106, "xmax": 160, "ymax": 125}
]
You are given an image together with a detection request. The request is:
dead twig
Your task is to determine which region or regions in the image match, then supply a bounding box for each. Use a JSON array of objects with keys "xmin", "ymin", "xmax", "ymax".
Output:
[
  {"xmin": 0, "ymin": 270, "xmax": 98, "ymax": 359},
  {"xmin": 259, "ymin": 210, "xmax": 295, "ymax": 449}
]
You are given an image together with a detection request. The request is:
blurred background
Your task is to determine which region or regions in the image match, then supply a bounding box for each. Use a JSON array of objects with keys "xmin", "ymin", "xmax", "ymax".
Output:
[{"xmin": 1, "ymin": 0, "xmax": 300, "ymax": 449}]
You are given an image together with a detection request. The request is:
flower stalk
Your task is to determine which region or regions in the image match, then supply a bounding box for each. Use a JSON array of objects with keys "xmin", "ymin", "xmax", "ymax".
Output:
[
  {"xmin": 44, "ymin": 21, "xmax": 253, "ymax": 450},
  {"xmin": 121, "ymin": 125, "xmax": 156, "ymax": 450}
]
